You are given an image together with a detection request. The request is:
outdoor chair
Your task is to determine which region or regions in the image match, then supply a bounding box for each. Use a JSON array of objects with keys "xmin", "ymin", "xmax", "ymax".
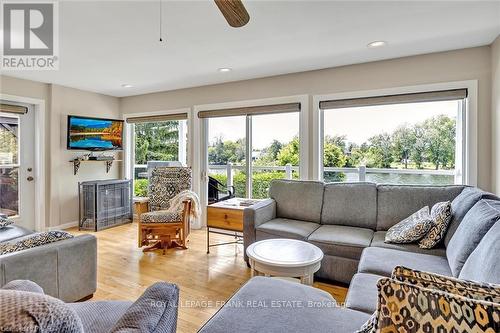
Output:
[{"xmin": 208, "ymin": 176, "xmax": 235, "ymax": 204}]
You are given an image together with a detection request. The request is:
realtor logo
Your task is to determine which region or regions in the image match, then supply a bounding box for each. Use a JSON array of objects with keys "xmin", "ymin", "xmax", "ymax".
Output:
[{"xmin": 1, "ymin": 1, "xmax": 59, "ymax": 70}]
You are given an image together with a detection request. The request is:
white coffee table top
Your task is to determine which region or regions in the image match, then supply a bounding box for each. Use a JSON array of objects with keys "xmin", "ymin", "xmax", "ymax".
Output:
[{"xmin": 246, "ymin": 239, "xmax": 324, "ymax": 268}]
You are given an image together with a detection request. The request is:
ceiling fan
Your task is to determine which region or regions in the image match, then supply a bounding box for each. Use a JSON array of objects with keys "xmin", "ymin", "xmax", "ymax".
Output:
[{"xmin": 214, "ymin": 0, "xmax": 250, "ymax": 28}]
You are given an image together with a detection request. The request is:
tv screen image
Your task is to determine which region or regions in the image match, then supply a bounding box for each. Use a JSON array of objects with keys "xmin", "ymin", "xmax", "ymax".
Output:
[{"xmin": 67, "ymin": 116, "xmax": 123, "ymax": 150}]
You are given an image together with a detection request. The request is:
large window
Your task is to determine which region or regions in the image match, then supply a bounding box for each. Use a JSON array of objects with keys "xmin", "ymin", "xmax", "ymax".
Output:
[
  {"xmin": 320, "ymin": 90, "xmax": 466, "ymax": 185},
  {"xmin": 129, "ymin": 116, "xmax": 188, "ymax": 196},
  {"xmin": 204, "ymin": 103, "xmax": 301, "ymax": 199}
]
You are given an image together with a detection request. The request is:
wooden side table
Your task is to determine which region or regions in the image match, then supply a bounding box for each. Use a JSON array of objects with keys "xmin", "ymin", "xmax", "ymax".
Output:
[{"xmin": 206, "ymin": 198, "xmax": 260, "ymax": 254}]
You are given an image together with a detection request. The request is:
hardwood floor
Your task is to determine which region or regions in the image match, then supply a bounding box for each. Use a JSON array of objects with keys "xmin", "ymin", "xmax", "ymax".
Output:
[{"xmin": 69, "ymin": 223, "xmax": 348, "ymax": 333}]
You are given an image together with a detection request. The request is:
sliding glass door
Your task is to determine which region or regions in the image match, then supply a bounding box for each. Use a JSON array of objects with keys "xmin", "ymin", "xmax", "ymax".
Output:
[{"xmin": 204, "ymin": 107, "xmax": 301, "ymax": 200}]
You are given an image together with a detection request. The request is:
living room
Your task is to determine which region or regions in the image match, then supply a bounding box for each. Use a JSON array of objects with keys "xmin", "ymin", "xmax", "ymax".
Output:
[{"xmin": 0, "ymin": 1, "xmax": 499, "ymax": 332}]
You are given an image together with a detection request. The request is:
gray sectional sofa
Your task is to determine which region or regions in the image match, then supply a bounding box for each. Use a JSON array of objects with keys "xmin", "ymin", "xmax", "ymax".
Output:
[
  {"xmin": 244, "ymin": 180, "xmax": 496, "ymax": 283},
  {"xmin": 199, "ymin": 180, "xmax": 500, "ymax": 332},
  {"xmin": 0, "ymin": 226, "xmax": 97, "ymax": 302}
]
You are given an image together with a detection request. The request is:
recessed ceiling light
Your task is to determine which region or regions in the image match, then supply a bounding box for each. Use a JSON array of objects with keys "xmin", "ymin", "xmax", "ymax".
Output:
[
  {"xmin": 121, "ymin": 84, "xmax": 133, "ymax": 88},
  {"xmin": 367, "ymin": 41, "xmax": 387, "ymax": 48},
  {"xmin": 218, "ymin": 68, "xmax": 232, "ymax": 73}
]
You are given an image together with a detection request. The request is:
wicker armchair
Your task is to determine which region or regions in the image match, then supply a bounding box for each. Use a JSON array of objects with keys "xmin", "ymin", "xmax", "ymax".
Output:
[{"xmin": 138, "ymin": 167, "xmax": 192, "ymax": 254}]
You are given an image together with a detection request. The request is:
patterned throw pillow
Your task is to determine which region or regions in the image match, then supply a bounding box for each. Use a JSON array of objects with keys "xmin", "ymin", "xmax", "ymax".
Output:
[
  {"xmin": 392, "ymin": 266, "xmax": 500, "ymax": 303},
  {"xmin": 419, "ymin": 201, "xmax": 452, "ymax": 248},
  {"xmin": 0, "ymin": 216, "xmax": 13, "ymax": 229},
  {"xmin": 385, "ymin": 206, "xmax": 433, "ymax": 243},
  {"xmin": 375, "ymin": 278, "xmax": 500, "ymax": 333},
  {"xmin": 0, "ymin": 231, "xmax": 73, "ymax": 255}
]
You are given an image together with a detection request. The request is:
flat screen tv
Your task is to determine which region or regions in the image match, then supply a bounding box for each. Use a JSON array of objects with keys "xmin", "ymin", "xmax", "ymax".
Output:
[{"xmin": 67, "ymin": 115, "xmax": 124, "ymax": 151}]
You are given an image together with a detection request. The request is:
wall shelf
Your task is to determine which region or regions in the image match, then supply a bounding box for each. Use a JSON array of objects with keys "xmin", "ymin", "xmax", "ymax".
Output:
[{"xmin": 69, "ymin": 159, "xmax": 122, "ymax": 175}]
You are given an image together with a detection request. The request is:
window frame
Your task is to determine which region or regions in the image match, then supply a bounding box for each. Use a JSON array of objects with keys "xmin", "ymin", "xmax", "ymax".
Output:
[{"xmin": 312, "ymin": 81, "xmax": 478, "ymax": 186}]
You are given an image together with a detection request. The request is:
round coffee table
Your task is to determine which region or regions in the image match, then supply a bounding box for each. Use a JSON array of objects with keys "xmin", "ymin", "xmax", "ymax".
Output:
[{"xmin": 246, "ymin": 239, "xmax": 324, "ymax": 285}]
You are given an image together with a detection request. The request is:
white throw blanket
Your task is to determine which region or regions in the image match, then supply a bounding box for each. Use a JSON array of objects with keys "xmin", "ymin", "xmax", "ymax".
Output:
[{"xmin": 168, "ymin": 190, "xmax": 201, "ymax": 222}]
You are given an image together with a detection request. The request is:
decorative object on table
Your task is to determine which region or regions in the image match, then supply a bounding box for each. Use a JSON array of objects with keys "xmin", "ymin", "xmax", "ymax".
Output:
[
  {"xmin": 206, "ymin": 198, "xmax": 261, "ymax": 254},
  {"xmin": 419, "ymin": 201, "xmax": 453, "ymax": 248},
  {"xmin": 384, "ymin": 206, "xmax": 433, "ymax": 243},
  {"xmin": 0, "ymin": 216, "xmax": 13, "ymax": 229},
  {"xmin": 246, "ymin": 238, "xmax": 324, "ymax": 286},
  {"xmin": 138, "ymin": 167, "xmax": 193, "ymax": 254},
  {"xmin": 0, "ymin": 231, "xmax": 74, "ymax": 255},
  {"xmin": 79, "ymin": 179, "xmax": 133, "ymax": 231}
]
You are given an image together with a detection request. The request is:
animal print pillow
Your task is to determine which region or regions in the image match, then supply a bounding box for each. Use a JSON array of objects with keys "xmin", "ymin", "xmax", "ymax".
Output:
[
  {"xmin": 419, "ymin": 201, "xmax": 452, "ymax": 248},
  {"xmin": 385, "ymin": 206, "xmax": 433, "ymax": 243}
]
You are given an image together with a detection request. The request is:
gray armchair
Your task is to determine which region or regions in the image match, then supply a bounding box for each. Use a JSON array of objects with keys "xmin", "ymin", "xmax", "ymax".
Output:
[{"xmin": 1, "ymin": 279, "xmax": 179, "ymax": 333}]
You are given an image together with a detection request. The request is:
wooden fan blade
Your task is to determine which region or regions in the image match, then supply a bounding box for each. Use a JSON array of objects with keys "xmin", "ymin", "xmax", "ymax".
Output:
[{"xmin": 214, "ymin": 0, "xmax": 250, "ymax": 28}]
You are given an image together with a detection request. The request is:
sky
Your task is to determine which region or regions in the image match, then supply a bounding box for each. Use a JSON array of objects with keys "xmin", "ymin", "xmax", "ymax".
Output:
[
  {"xmin": 70, "ymin": 117, "xmax": 112, "ymax": 129},
  {"xmin": 208, "ymin": 100, "xmax": 459, "ymax": 149}
]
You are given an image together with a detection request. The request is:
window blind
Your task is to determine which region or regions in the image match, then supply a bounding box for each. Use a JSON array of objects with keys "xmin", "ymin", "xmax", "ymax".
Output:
[
  {"xmin": 125, "ymin": 112, "xmax": 188, "ymax": 124},
  {"xmin": 0, "ymin": 104, "xmax": 28, "ymax": 114},
  {"xmin": 197, "ymin": 102, "xmax": 301, "ymax": 119},
  {"xmin": 319, "ymin": 89, "xmax": 468, "ymax": 110}
]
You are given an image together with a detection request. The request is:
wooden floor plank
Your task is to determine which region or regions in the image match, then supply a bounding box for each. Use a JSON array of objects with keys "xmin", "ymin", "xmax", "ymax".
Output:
[{"xmin": 69, "ymin": 223, "xmax": 348, "ymax": 332}]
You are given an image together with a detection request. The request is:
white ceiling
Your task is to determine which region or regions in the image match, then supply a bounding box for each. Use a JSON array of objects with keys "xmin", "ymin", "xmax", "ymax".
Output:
[{"xmin": 4, "ymin": 0, "xmax": 500, "ymax": 97}]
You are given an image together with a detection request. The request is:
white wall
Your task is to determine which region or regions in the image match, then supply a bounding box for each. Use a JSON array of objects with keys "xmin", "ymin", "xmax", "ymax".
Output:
[
  {"xmin": 121, "ymin": 46, "xmax": 493, "ymax": 191},
  {"xmin": 492, "ymin": 36, "xmax": 500, "ymax": 194},
  {"xmin": 0, "ymin": 76, "xmax": 121, "ymax": 228}
]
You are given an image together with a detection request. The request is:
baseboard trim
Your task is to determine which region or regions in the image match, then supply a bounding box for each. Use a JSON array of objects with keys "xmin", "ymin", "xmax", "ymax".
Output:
[{"xmin": 48, "ymin": 221, "xmax": 78, "ymax": 231}]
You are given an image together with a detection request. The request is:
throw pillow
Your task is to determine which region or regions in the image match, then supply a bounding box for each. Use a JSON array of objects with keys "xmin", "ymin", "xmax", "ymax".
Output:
[
  {"xmin": 0, "ymin": 231, "xmax": 73, "ymax": 255},
  {"xmin": 391, "ymin": 266, "xmax": 500, "ymax": 303},
  {"xmin": 375, "ymin": 278, "xmax": 499, "ymax": 333},
  {"xmin": 0, "ymin": 289, "xmax": 84, "ymax": 333},
  {"xmin": 385, "ymin": 206, "xmax": 433, "ymax": 243},
  {"xmin": 419, "ymin": 201, "xmax": 452, "ymax": 248},
  {"xmin": 0, "ymin": 216, "xmax": 13, "ymax": 229}
]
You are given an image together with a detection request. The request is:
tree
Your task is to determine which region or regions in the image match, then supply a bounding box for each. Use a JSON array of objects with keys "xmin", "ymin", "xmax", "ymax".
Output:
[
  {"xmin": 277, "ymin": 137, "xmax": 300, "ymax": 166},
  {"xmin": 323, "ymin": 142, "xmax": 347, "ymax": 167},
  {"xmin": 423, "ymin": 115, "xmax": 456, "ymax": 169},
  {"xmin": 410, "ymin": 124, "xmax": 427, "ymax": 169},
  {"xmin": 135, "ymin": 121, "xmax": 179, "ymax": 164},
  {"xmin": 391, "ymin": 124, "xmax": 415, "ymax": 168},
  {"xmin": 325, "ymin": 135, "xmax": 347, "ymax": 152},
  {"xmin": 208, "ymin": 137, "xmax": 245, "ymax": 164},
  {"xmin": 365, "ymin": 133, "xmax": 393, "ymax": 168}
]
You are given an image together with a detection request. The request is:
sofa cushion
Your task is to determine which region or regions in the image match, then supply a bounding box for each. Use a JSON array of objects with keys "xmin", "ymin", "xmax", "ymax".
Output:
[
  {"xmin": 370, "ymin": 231, "xmax": 446, "ymax": 257},
  {"xmin": 444, "ymin": 187, "xmax": 498, "ymax": 246},
  {"xmin": 345, "ymin": 273, "xmax": 383, "ymax": 314},
  {"xmin": 376, "ymin": 184, "xmax": 464, "ymax": 231},
  {"xmin": 256, "ymin": 218, "xmax": 320, "ymax": 240},
  {"xmin": 446, "ymin": 199, "xmax": 500, "ymax": 277},
  {"xmin": 321, "ymin": 182, "xmax": 377, "ymax": 229},
  {"xmin": 198, "ymin": 276, "xmax": 371, "ymax": 333},
  {"xmin": 459, "ymin": 221, "xmax": 500, "ymax": 284},
  {"xmin": 0, "ymin": 289, "xmax": 84, "ymax": 333},
  {"xmin": 384, "ymin": 206, "xmax": 433, "ymax": 243},
  {"xmin": 69, "ymin": 301, "xmax": 132, "ymax": 333},
  {"xmin": 358, "ymin": 247, "xmax": 451, "ymax": 277},
  {"xmin": 307, "ymin": 225, "xmax": 373, "ymax": 260},
  {"xmin": 269, "ymin": 180, "xmax": 324, "ymax": 223}
]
